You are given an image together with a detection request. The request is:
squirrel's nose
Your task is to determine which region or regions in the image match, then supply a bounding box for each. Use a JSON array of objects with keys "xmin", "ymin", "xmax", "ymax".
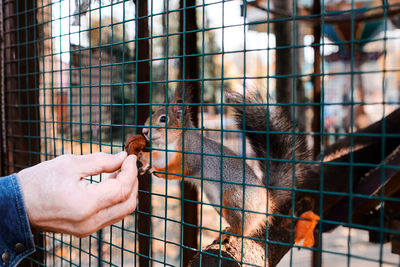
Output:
[{"xmin": 142, "ymin": 128, "xmax": 149, "ymax": 136}]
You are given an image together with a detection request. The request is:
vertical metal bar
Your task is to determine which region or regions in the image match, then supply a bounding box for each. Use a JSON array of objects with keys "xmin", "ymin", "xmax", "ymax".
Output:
[
  {"xmin": 162, "ymin": 1, "xmax": 169, "ymax": 265},
  {"xmin": 97, "ymin": 2, "xmax": 103, "ymax": 266},
  {"xmin": 121, "ymin": 1, "xmax": 127, "ymax": 264},
  {"xmin": 295, "ymin": 17, "xmax": 306, "ymax": 133},
  {"xmin": 312, "ymin": 0, "xmax": 322, "ymax": 266},
  {"xmin": 178, "ymin": 0, "xmax": 200, "ymax": 265},
  {"xmin": 3, "ymin": 0, "xmax": 42, "ymax": 265},
  {"xmin": 4, "ymin": 0, "xmax": 17, "ymax": 172},
  {"xmin": 198, "ymin": 1, "xmax": 205, "ymax": 265},
  {"xmin": 0, "ymin": 0, "xmax": 4, "ymax": 177},
  {"xmin": 274, "ymin": 0, "xmax": 293, "ymax": 118},
  {"xmin": 134, "ymin": 0, "xmax": 152, "ymax": 265},
  {"xmin": 312, "ymin": 0, "xmax": 321, "ymax": 159},
  {"xmin": 178, "ymin": 0, "xmax": 200, "ymax": 125}
]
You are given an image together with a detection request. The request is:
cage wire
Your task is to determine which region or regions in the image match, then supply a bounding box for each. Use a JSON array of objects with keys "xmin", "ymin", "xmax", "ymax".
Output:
[{"xmin": 1, "ymin": 0, "xmax": 400, "ymax": 266}]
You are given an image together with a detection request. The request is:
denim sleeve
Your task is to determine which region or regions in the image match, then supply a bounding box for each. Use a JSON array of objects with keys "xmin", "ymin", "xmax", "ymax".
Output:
[{"xmin": 0, "ymin": 174, "xmax": 35, "ymax": 267}]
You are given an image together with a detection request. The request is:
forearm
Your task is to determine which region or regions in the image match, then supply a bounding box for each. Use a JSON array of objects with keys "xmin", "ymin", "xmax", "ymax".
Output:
[{"xmin": 0, "ymin": 174, "xmax": 35, "ymax": 267}]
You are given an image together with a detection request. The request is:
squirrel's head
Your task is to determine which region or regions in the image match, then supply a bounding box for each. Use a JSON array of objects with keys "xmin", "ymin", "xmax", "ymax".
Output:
[{"xmin": 142, "ymin": 99, "xmax": 192, "ymax": 147}]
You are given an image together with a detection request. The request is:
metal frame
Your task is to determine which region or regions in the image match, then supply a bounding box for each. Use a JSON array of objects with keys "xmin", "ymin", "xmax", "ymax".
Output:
[{"xmin": 1, "ymin": 0, "xmax": 399, "ymax": 266}]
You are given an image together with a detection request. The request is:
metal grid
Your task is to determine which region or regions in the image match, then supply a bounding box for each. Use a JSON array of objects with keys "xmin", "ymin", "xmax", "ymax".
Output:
[{"xmin": 1, "ymin": 0, "xmax": 400, "ymax": 266}]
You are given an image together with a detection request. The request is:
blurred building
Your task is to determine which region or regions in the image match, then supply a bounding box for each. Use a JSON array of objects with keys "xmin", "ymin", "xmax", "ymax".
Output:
[
  {"xmin": 69, "ymin": 45, "xmax": 112, "ymax": 140},
  {"xmin": 39, "ymin": 45, "xmax": 113, "ymax": 157}
]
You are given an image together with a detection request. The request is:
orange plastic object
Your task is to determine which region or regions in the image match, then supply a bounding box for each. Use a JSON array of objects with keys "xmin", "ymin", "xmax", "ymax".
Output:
[
  {"xmin": 125, "ymin": 135, "xmax": 146, "ymax": 156},
  {"xmin": 294, "ymin": 211, "xmax": 320, "ymax": 247}
]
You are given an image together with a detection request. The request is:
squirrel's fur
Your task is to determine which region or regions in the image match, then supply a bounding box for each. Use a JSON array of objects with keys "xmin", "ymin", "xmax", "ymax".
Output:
[
  {"xmin": 227, "ymin": 92, "xmax": 311, "ymax": 207},
  {"xmin": 138, "ymin": 90, "xmax": 310, "ymax": 239}
]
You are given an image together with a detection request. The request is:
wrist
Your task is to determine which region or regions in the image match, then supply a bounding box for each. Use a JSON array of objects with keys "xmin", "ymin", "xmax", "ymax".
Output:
[{"xmin": 16, "ymin": 169, "xmax": 39, "ymax": 228}]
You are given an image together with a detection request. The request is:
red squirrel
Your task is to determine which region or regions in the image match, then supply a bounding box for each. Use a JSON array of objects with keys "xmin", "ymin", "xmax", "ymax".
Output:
[{"xmin": 125, "ymin": 91, "xmax": 316, "ymax": 244}]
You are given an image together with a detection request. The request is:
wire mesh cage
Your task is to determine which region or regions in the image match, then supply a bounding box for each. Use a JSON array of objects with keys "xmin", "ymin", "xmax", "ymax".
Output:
[{"xmin": 1, "ymin": 0, "xmax": 400, "ymax": 266}]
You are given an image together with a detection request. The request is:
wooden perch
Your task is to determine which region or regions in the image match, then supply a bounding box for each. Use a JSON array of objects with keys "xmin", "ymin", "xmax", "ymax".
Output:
[
  {"xmin": 190, "ymin": 108, "xmax": 400, "ymax": 267},
  {"xmin": 189, "ymin": 198, "xmax": 315, "ymax": 267},
  {"xmin": 325, "ymin": 145, "xmax": 400, "ymax": 228},
  {"xmin": 188, "ymin": 224, "xmax": 291, "ymax": 267},
  {"xmin": 317, "ymin": 107, "xmax": 400, "ymax": 224}
]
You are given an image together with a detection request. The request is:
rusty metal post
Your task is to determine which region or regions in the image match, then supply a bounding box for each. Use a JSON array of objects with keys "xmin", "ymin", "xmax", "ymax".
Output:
[
  {"xmin": 3, "ymin": 0, "xmax": 42, "ymax": 265},
  {"xmin": 274, "ymin": 0, "xmax": 293, "ymax": 118},
  {"xmin": 311, "ymin": 0, "xmax": 322, "ymax": 266},
  {"xmin": 178, "ymin": 0, "xmax": 200, "ymax": 265},
  {"xmin": 0, "ymin": 0, "xmax": 4, "ymax": 176},
  {"xmin": 134, "ymin": 0, "xmax": 152, "ymax": 266},
  {"xmin": 312, "ymin": 0, "xmax": 322, "ymax": 158}
]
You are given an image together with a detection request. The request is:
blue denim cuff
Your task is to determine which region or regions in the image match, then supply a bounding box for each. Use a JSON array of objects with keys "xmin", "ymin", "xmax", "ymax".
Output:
[{"xmin": 0, "ymin": 174, "xmax": 35, "ymax": 267}]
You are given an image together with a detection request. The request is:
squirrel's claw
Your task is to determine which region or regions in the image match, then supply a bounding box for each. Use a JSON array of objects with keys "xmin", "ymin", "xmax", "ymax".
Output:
[
  {"xmin": 294, "ymin": 211, "xmax": 320, "ymax": 247},
  {"xmin": 139, "ymin": 163, "xmax": 152, "ymax": 175},
  {"xmin": 219, "ymin": 226, "xmax": 239, "ymax": 244},
  {"xmin": 138, "ymin": 167, "xmax": 146, "ymax": 175},
  {"xmin": 139, "ymin": 167, "xmax": 148, "ymax": 175},
  {"xmin": 220, "ymin": 233, "xmax": 233, "ymax": 244}
]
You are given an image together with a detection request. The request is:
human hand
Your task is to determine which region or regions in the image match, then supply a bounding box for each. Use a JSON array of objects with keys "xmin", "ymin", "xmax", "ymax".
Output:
[{"xmin": 17, "ymin": 151, "xmax": 138, "ymax": 238}]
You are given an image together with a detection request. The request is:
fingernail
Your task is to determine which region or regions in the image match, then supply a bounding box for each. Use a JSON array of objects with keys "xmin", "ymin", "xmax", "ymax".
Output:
[{"xmin": 116, "ymin": 151, "xmax": 127, "ymax": 158}]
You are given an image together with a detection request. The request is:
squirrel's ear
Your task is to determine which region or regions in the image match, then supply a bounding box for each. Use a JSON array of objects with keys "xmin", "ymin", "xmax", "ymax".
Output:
[{"xmin": 172, "ymin": 87, "xmax": 182, "ymax": 103}]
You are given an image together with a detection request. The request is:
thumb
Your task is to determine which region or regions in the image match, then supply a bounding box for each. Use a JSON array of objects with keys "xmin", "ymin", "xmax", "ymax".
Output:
[{"xmin": 77, "ymin": 151, "xmax": 127, "ymax": 177}]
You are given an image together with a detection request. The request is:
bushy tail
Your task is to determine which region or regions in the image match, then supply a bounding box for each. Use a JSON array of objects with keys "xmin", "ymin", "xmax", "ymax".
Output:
[{"xmin": 226, "ymin": 91, "xmax": 309, "ymax": 186}]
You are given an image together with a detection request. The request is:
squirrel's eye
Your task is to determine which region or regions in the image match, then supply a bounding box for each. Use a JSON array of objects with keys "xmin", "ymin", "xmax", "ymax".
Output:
[{"xmin": 159, "ymin": 115, "xmax": 167, "ymax": 123}]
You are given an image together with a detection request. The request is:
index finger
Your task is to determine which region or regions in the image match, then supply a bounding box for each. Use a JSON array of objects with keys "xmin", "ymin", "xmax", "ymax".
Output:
[
  {"xmin": 88, "ymin": 155, "xmax": 138, "ymax": 212},
  {"xmin": 77, "ymin": 151, "xmax": 128, "ymax": 177},
  {"xmin": 114, "ymin": 155, "xmax": 138, "ymax": 192}
]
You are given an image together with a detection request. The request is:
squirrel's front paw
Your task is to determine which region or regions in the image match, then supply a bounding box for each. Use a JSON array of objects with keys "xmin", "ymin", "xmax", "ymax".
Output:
[
  {"xmin": 139, "ymin": 164, "xmax": 152, "ymax": 175},
  {"xmin": 220, "ymin": 227, "xmax": 239, "ymax": 244}
]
